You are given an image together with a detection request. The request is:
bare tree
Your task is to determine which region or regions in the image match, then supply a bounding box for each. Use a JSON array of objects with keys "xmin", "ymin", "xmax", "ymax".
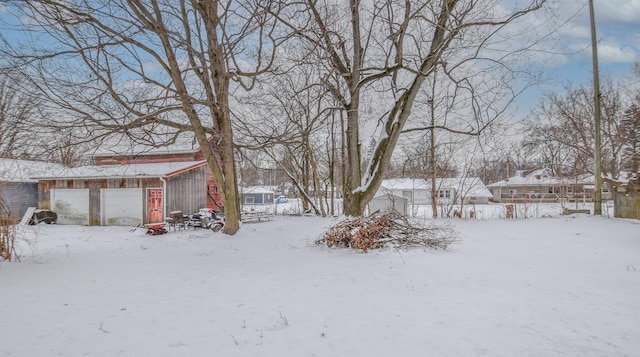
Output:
[
  {"xmin": 276, "ymin": 0, "xmax": 546, "ymax": 216},
  {"xmin": 386, "ymin": 139, "xmax": 459, "ymax": 179},
  {"xmin": 1, "ymin": 0, "xmax": 285, "ymax": 234},
  {"xmin": 235, "ymin": 62, "xmax": 335, "ymax": 216},
  {"xmin": 526, "ymin": 78, "xmax": 628, "ymax": 179},
  {"xmin": 523, "ymin": 123, "xmax": 574, "ymax": 175},
  {"xmin": 622, "ymin": 95, "xmax": 640, "ymax": 173},
  {"xmin": 0, "ymin": 73, "xmax": 88, "ymax": 164},
  {"xmin": 0, "ymin": 74, "xmax": 43, "ymax": 159},
  {"xmin": 476, "ymin": 140, "xmax": 539, "ymax": 181}
]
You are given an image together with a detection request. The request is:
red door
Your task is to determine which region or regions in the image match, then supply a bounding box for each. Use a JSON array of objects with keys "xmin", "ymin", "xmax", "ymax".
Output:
[{"xmin": 148, "ymin": 188, "xmax": 163, "ymax": 223}]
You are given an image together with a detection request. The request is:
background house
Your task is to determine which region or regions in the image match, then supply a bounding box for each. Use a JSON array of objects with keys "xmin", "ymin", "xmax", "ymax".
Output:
[
  {"xmin": 33, "ymin": 161, "xmax": 208, "ymax": 226},
  {"xmin": 241, "ymin": 186, "xmax": 275, "ymax": 205},
  {"xmin": 487, "ymin": 168, "xmax": 597, "ymax": 203},
  {"xmin": 378, "ymin": 177, "xmax": 492, "ymax": 205},
  {"xmin": 0, "ymin": 158, "xmax": 68, "ymax": 220}
]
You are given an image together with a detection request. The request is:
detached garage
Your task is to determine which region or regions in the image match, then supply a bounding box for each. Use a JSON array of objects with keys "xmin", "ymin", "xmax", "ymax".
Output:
[{"xmin": 34, "ymin": 161, "xmax": 208, "ymax": 226}]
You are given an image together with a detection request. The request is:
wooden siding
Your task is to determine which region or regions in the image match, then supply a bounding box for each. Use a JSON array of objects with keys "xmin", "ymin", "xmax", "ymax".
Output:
[
  {"xmin": 96, "ymin": 142, "xmax": 224, "ymax": 210},
  {"xmin": 39, "ymin": 177, "xmax": 163, "ymax": 226},
  {"xmin": 165, "ymin": 165, "xmax": 208, "ymax": 215},
  {"xmin": 614, "ymin": 192, "xmax": 640, "ymax": 219}
]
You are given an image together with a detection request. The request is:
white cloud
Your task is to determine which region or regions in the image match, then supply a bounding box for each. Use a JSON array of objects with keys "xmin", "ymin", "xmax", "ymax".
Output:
[
  {"xmin": 595, "ymin": 0, "xmax": 640, "ymax": 24},
  {"xmin": 142, "ymin": 60, "xmax": 165, "ymax": 75},
  {"xmin": 562, "ymin": 39, "xmax": 636, "ymax": 65},
  {"xmin": 557, "ymin": 23, "xmax": 591, "ymax": 41},
  {"xmin": 597, "ymin": 44, "xmax": 637, "ymax": 63},
  {"xmin": 542, "ymin": 0, "xmax": 640, "ymax": 67}
]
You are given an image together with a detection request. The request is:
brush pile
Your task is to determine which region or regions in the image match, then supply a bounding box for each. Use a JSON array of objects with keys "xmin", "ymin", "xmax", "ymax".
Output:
[{"xmin": 316, "ymin": 210, "xmax": 459, "ymax": 253}]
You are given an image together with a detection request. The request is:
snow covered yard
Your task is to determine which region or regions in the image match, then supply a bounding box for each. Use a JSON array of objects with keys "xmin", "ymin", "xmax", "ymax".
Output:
[{"xmin": 1, "ymin": 215, "xmax": 639, "ymax": 356}]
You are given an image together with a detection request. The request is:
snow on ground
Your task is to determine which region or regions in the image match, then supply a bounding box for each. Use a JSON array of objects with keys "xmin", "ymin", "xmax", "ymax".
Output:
[{"xmin": 1, "ymin": 211, "xmax": 639, "ymax": 356}]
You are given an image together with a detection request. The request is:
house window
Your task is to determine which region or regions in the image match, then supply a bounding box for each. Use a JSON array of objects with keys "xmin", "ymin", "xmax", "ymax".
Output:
[
  {"xmin": 548, "ymin": 187, "xmax": 560, "ymax": 194},
  {"xmin": 244, "ymin": 197, "xmax": 255, "ymax": 204},
  {"xmin": 438, "ymin": 190, "xmax": 451, "ymax": 198},
  {"xmin": 508, "ymin": 189, "xmax": 517, "ymax": 195},
  {"xmin": 567, "ymin": 186, "xmax": 574, "ymax": 194}
]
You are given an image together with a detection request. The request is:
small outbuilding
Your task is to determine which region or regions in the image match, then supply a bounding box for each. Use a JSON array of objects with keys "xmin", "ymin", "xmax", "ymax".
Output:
[
  {"xmin": 241, "ymin": 186, "xmax": 275, "ymax": 205},
  {"xmin": 369, "ymin": 193, "xmax": 409, "ymax": 215},
  {"xmin": 609, "ymin": 173, "xmax": 640, "ymax": 219}
]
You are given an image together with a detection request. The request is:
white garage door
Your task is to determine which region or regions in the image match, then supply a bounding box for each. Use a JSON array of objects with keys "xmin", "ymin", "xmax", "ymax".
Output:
[
  {"xmin": 51, "ymin": 189, "xmax": 90, "ymax": 225},
  {"xmin": 101, "ymin": 188, "xmax": 143, "ymax": 226}
]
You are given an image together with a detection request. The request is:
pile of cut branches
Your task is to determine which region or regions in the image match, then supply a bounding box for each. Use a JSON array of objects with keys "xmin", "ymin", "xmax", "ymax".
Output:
[{"xmin": 316, "ymin": 210, "xmax": 459, "ymax": 253}]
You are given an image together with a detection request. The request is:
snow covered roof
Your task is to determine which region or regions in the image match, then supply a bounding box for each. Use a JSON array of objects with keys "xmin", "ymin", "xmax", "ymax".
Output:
[
  {"xmin": 604, "ymin": 171, "xmax": 636, "ymax": 184},
  {"xmin": 242, "ymin": 186, "xmax": 275, "ymax": 194},
  {"xmin": 380, "ymin": 177, "xmax": 492, "ymax": 197},
  {"xmin": 438, "ymin": 178, "xmax": 493, "ymax": 197},
  {"xmin": 31, "ymin": 161, "xmax": 207, "ymax": 180},
  {"xmin": 487, "ymin": 168, "xmax": 594, "ymax": 188},
  {"xmin": 380, "ymin": 178, "xmax": 430, "ymax": 190},
  {"xmin": 0, "ymin": 158, "xmax": 70, "ymax": 183}
]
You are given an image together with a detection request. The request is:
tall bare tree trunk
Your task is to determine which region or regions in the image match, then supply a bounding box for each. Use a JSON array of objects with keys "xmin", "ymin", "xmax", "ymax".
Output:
[{"xmin": 279, "ymin": 0, "xmax": 545, "ymax": 217}]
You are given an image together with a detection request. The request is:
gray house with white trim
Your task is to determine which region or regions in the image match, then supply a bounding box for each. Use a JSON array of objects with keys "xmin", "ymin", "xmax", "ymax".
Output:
[{"xmin": 0, "ymin": 159, "xmax": 68, "ymax": 220}]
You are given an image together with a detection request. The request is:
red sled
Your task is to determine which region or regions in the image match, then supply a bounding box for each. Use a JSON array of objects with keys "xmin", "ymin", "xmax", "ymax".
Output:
[{"xmin": 144, "ymin": 223, "xmax": 167, "ymax": 235}]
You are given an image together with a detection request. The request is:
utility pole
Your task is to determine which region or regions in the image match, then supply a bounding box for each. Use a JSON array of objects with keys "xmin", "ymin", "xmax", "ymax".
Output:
[{"xmin": 589, "ymin": 0, "xmax": 603, "ymax": 215}]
